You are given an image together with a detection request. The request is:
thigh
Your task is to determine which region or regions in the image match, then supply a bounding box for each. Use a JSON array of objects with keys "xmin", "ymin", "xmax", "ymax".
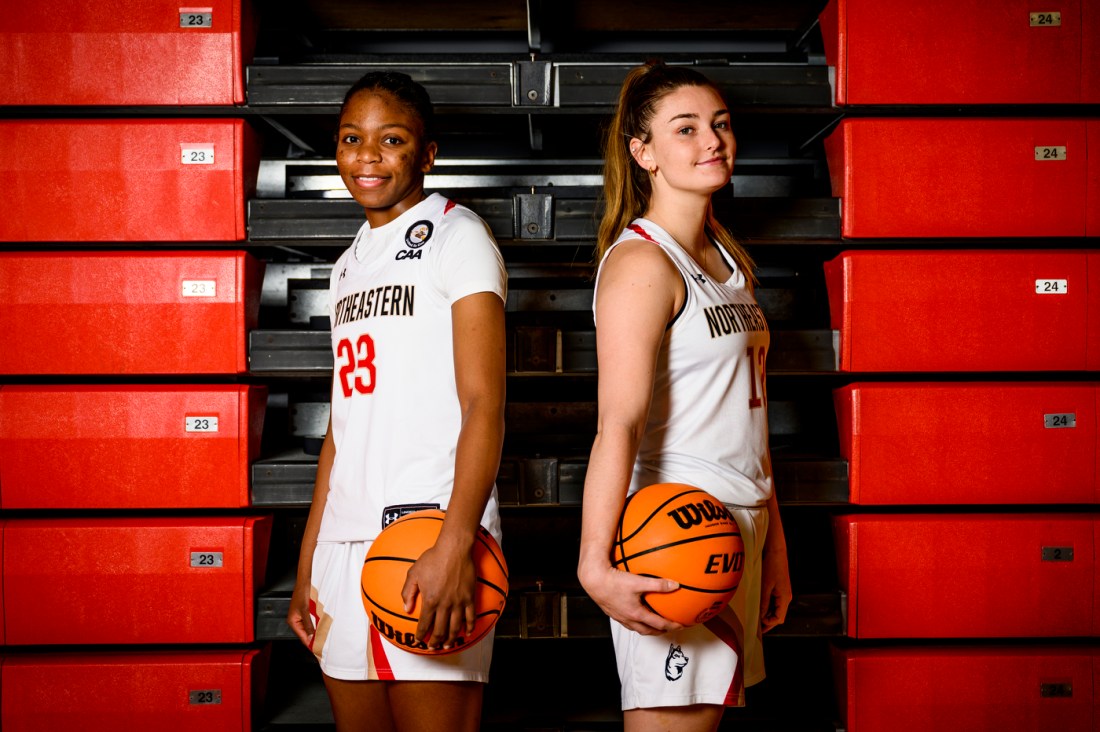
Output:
[
  {"xmin": 625, "ymin": 704, "xmax": 724, "ymax": 732},
  {"xmin": 323, "ymin": 675, "xmax": 396, "ymax": 732},
  {"xmin": 388, "ymin": 681, "xmax": 483, "ymax": 732}
]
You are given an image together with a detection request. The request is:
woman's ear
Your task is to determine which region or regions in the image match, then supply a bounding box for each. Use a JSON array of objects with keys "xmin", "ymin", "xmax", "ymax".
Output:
[
  {"xmin": 420, "ymin": 140, "xmax": 439, "ymax": 174},
  {"xmin": 628, "ymin": 137, "xmax": 652, "ymax": 171}
]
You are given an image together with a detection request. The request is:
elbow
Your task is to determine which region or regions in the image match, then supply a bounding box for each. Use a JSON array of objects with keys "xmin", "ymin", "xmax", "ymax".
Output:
[{"xmin": 593, "ymin": 415, "xmax": 647, "ymax": 450}]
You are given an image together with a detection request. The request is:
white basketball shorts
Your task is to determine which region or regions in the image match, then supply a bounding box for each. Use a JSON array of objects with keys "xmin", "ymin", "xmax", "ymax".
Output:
[
  {"xmin": 308, "ymin": 540, "xmax": 495, "ymax": 682},
  {"xmin": 611, "ymin": 504, "xmax": 769, "ymax": 710}
]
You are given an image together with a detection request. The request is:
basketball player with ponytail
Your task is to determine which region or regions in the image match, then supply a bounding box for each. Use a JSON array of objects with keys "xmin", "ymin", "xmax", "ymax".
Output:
[
  {"xmin": 286, "ymin": 71, "xmax": 507, "ymax": 732},
  {"xmin": 578, "ymin": 62, "xmax": 792, "ymax": 729}
]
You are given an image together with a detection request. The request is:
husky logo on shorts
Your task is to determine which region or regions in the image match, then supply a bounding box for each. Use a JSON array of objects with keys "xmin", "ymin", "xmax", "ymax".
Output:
[
  {"xmin": 405, "ymin": 220, "xmax": 433, "ymax": 248},
  {"xmin": 382, "ymin": 503, "xmax": 440, "ymax": 529},
  {"xmin": 664, "ymin": 644, "xmax": 689, "ymax": 681}
]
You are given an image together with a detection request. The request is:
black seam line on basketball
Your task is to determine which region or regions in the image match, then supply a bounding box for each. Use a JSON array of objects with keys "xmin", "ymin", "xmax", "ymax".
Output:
[
  {"xmin": 615, "ymin": 518, "xmax": 627, "ymax": 572},
  {"xmin": 360, "ymin": 592, "xmax": 501, "ymax": 625},
  {"xmin": 615, "ymin": 525, "xmax": 741, "ymax": 569},
  {"xmin": 477, "ymin": 577, "xmax": 508, "ymax": 598},
  {"xmin": 635, "ymin": 573, "xmax": 740, "ymax": 594},
  {"xmin": 475, "ymin": 533, "xmax": 509, "ymax": 581},
  {"xmin": 619, "ymin": 488, "xmax": 698, "ymax": 543},
  {"xmin": 613, "ymin": 531, "xmax": 744, "ymax": 564},
  {"xmin": 364, "ymin": 556, "xmax": 417, "ymax": 565},
  {"xmin": 361, "ymin": 587, "xmax": 418, "ymax": 624},
  {"xmin": 618, "ymin": 489, "xmax": 709, "ymax": 544}
]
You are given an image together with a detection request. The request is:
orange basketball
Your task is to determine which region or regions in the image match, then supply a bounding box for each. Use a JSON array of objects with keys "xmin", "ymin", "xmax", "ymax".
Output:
[
  {"xmin": 361, "ymin": 509, "xmax": 508, "ymax": 655},
  {"xmin": 612, "ymin": 483, "xmax": 745, "ymax": 626}
]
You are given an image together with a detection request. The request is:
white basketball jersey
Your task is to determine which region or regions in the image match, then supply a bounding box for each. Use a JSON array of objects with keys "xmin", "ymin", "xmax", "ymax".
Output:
[
  {"xmin": 318, "ymin": 193, "xmax": 506, "ymax": 543},
  {"xmin": 596, "ymin": 218, "xmax": 773, "ymax": 507}
]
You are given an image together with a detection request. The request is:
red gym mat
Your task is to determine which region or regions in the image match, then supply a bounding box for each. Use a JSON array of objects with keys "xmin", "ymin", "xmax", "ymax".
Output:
[
  {"xmin": 836, "ymin": 382, "xmax": 1098, "ymax": 504},
  {"xmin": 819, "ymin": 0, "xmax": 1092, "ymax": 105},
  {"xmin": 0, "ymin": 385, "xmax": 266, "ymax": 509},
  {"xmin": 824, "ymin": 249, "xmax": 1099, "ymax": 372},
  {"xmin": 0, "ymin": 251, "xmax": 263, "ymax": 375},
  {"xmin": 835, "ymin": 514, "xmax": 1099, "ymax": 638},
  {"xmin": 823, "ymin": 118, "xmax": 1091, "ymax": 238},
  {"xmin": 1, "ymin": 516, "xmax": 272, "ymax": 645},
  {"xmin": 0, "ymin": 0, "xmax": 254, "ymax": 105},
  {"xmin": 832, "ymin": 645, "xmax": 1098, "ymax": 732},
  {"xmin": 0, "ymin": 119, "xmax": 259, "ymax": 241},
  {"xmin": 1, "ymin": 648, "xmax": 270, "ymax": 732}
]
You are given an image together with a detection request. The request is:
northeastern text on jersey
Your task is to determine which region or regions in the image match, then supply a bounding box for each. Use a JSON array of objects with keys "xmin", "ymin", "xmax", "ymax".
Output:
[
  {"xmin": 333, "ymin": 285, "xmax": 415, "ymax": 327},
  {"xmin": 703, "ymin": 302, "xmax": 768, "ymax": 339}
]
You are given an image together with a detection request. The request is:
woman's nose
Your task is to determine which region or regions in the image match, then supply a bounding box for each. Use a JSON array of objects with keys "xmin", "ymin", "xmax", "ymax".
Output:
[{"xmin": 356, "ymin": 141, "xmax": 381, "ymax": 163}]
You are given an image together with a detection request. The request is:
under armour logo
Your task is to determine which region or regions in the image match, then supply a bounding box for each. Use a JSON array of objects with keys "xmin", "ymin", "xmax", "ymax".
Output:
[{"xmin": 691, "ymin": 274, "xmax": 706, "ymax": 284}]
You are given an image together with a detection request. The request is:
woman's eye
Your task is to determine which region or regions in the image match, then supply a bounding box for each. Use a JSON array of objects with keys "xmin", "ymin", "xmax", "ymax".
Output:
[
  {"xmin": 341, "ymin": 134, "xmax": 360, "ymax": 145},
  {"xmin": 677, "ymin": 127, "xmax": 694, "ymax": 135},
  {"xmin": 714, "ymin": 120, "xmax": 730, "ymax": 130},
  {"xmin": 383, "ymin": 136, "xmax": 404, "ymax": 145}
]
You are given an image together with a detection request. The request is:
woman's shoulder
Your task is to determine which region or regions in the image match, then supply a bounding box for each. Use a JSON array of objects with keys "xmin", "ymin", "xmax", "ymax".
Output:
[
  {"xmin": 432, "ymin": 197, "xmax": 498, "ymax": 246},
  {"xmin": 431, "ymin": 196, "xmax": 479, "ymax": 224},
  {"xmin": 600, "ymin": 236, "xmax": 680, "ymax": 284}
]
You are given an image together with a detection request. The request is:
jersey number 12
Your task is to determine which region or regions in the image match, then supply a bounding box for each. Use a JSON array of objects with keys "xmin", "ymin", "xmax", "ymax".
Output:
[{"xmin": 747, "ymin": 345, "xmax": 766, "ymax": 410}]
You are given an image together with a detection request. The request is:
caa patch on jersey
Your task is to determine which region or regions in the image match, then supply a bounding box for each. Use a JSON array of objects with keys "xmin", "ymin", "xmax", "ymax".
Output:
[
  {"xmin": 405, "ymin": 220, "xmax": 434, "ymax": 247},
  {"xmin": 398, "ymin": 220, "xmax": 434, "ymax": 260},
  {"xmin": 382, "ymin": 503, "xmax": 441, "ymax": 529}
]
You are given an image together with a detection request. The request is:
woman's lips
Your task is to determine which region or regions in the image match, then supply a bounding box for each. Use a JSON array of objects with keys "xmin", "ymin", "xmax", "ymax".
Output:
[{"xmin": 352, "ymin": 175, "xmax": 388, "ymax": 188}]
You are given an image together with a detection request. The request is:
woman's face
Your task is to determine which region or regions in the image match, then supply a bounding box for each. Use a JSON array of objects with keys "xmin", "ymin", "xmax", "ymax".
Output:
[
  {"xmin": 336, "ymin": 90, "xmax": 438, "ymax": 226},
  {"xmin": 631, "ymin": 84, "xmax": 735, "ymax": 197}
]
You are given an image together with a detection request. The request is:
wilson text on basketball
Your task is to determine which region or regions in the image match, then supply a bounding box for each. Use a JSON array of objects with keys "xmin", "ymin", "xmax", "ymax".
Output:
[
  {"xmin": 667, "ymin": 499, "xmax": 734, "ymax": 530},
  {"xmin": 371, "ymin": 612, "xmax": 466, "ymax": 652}
]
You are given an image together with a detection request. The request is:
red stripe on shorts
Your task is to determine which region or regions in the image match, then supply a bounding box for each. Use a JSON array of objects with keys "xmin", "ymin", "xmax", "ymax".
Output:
[
  {"xmin": 703, "ymin": 613, "xmax": 745, "ymax": 706},
  {"xmin": 369, "ymin": 625, "xmax": 396, "ymax": 680},
  {"xmin": 308, "ymin": 598, "xmax": 318, "ymax": 651}
]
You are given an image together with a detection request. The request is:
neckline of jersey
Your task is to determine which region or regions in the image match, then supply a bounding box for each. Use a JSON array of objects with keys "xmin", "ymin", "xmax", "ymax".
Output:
[
  {"xmin": 352, "ymin": 192, "xmax": 445, "ymax": 264},
  {"xmin": 635, "ymin": 217, "xmax": 745, "ymax": 289}
]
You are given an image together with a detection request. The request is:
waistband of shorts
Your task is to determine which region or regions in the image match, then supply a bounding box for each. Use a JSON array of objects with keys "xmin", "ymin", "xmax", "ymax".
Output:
[{"xmin": 722, "ymin": 502, "xmax": 767, "ymax": 511}]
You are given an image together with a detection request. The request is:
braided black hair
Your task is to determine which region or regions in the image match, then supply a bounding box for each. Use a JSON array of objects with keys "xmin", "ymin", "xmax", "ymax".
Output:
[{"xmin": 339, "ymin": 71, "xmax": 436, "ymax": 143}]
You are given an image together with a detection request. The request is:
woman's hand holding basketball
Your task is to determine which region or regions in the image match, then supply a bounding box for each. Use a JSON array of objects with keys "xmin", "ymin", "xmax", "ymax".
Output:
[
  {"xmin": 578, "ymin": 560, "xmax": 683, "ymax": 636},
  {"xmin": 401, "ymin": 539, "xmax": 478, "ymax": 650}
]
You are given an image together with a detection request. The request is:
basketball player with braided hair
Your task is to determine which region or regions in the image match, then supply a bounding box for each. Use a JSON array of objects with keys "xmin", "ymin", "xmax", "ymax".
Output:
[
  {"xmin": 577, "ymin": 62, "xmax": 792, "ymax": 730},
  {"xmin": 286, "ymin": 71, "xmax": 507, "ymax": 732}
]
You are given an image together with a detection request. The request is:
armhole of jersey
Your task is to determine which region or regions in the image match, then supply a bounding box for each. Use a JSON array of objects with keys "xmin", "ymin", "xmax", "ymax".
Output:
[
  {"xmin": 713, "ymin": 240, "xmax": 733, "ymax": 269},
  {"xmin": 712, "ymin": 240, "xmax": 754, "ymax": 294},
  {"xmin": 668, "ymin": 271, "xmax": 688, "ymax": 331}
]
